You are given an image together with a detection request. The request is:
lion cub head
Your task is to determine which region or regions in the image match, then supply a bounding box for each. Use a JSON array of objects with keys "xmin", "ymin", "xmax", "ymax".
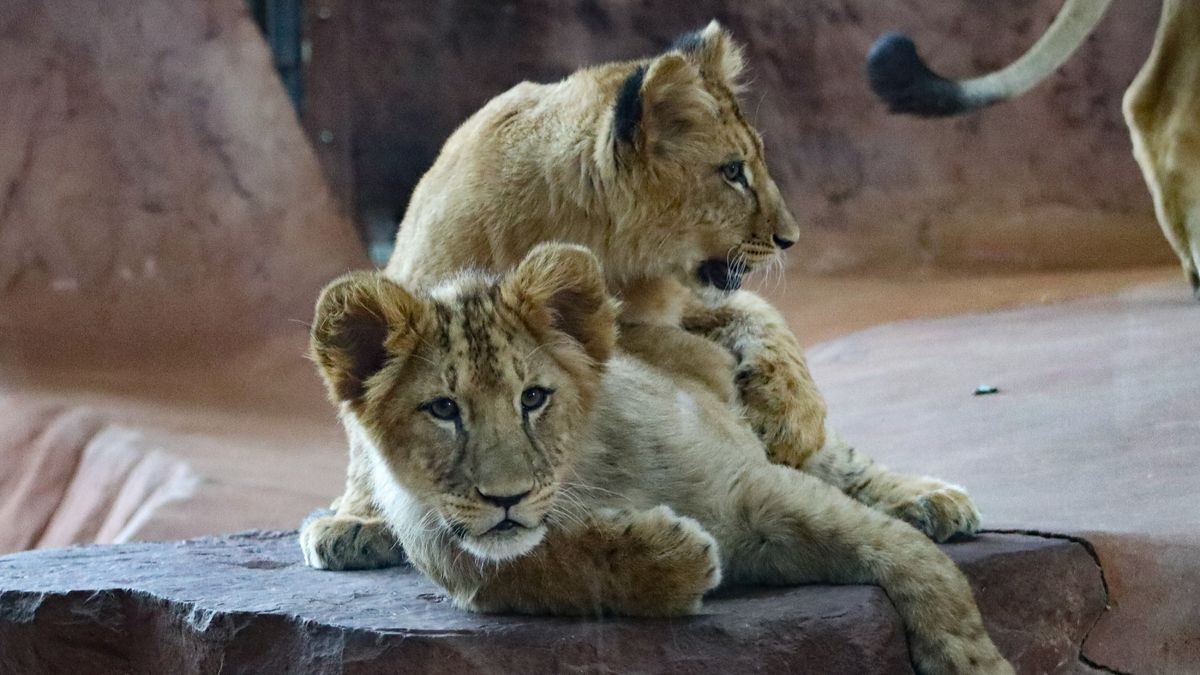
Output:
[
  {"xmin": 311, "ymin": 244, "xmax": 616, "ymax": 561},
  {"xmin": 608, "ymin": 20, "xmax": 800, "ymax": 290}
]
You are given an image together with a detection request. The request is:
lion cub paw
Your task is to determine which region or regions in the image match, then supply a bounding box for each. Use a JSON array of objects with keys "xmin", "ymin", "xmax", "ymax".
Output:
[
  {"xmin": 735, "ymin": 356, "xmax": 828, "ymax": 468},
  {"xmin": 613, "ymin": 506, "xmax": 722, "ymax": 615},
  {"xmin": 300, "ymin": 510, "xmax": 406, "ymax": 570},
  {"xmin": 912, "ymin": 631, "xmax": 1014, "ymax": 675},
  {"xmin": 884, "ymin": 483, "xmax": 981, "ymax": 543}
]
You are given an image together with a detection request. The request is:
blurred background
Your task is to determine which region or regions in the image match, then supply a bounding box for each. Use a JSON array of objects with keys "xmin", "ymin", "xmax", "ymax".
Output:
[{"xmin": 0, "ymin": 0, "xmax": 1178, "ymax": 551}]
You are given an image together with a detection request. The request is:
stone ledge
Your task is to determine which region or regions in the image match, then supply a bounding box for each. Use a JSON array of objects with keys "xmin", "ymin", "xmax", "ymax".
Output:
[{"xmin": 0, "ymin": 531, "xmax": 1104, "ymax": 673}]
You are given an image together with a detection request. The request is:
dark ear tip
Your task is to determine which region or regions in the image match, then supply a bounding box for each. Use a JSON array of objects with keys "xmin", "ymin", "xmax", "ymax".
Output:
[
  {"xmin": 613, "ymin": 65, "xmax": 647, "ymax": 145},
  {"xmin": 311, "ymin": 271, "xmax": 404, "ymax": 347},
  {"xmin": 318, "ymin": 269, "xmax": 376, "ymax": 297},
  {"xmin": 313, "ymin": 272, "xmax": 370, "ymax": 323}
]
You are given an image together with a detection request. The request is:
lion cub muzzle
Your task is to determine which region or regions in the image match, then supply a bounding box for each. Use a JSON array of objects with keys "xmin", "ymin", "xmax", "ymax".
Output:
[
  {"xmin": 447, "ymin": 485, "xmax": 552, "ymax": 562},
  {"xmin": 476, "ymin": 486, "xmax": 534, "ymax": 533},
  {"xmin": 695, "ymin": 239, "xmax": 782, "ymax": 291}
]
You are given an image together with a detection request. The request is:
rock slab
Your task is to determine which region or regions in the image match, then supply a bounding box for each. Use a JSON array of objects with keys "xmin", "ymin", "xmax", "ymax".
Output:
[{"xmin": 0, "ymin": 531, "xmax": 1103, "ymax": 674}]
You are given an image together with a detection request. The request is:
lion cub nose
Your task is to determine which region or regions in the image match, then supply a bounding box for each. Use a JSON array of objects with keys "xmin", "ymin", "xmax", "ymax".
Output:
[
  {"xmin": 772, "ymin": 234, "xmax": 796, "ymax": 250},
  {"xmin": 477, "ymin": 488, "xmax": 531, "ymax": 509}
]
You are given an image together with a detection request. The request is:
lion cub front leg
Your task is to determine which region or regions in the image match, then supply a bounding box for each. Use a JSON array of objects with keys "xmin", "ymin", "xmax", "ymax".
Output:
[
  {"xmin": 467, "ymin": 506, "xmax": 721, "ymax": 617},
  {"xmin": 619, "ymin": 323, "xmax": 738, "ymax": 403},
  {"xmin": 300, "ymin": 442, "xmax": 406, "ymax": 571},
  {"xmin": 300, "ymin": 509, "xmax": 405, "ymax": 570},
  {"xmin": 681, "ymin": 289, "xmax": 828, "ymax": 464},
  {"xmin": 683, "ymin": 289, "xmax": 979, "ymax": 542}
]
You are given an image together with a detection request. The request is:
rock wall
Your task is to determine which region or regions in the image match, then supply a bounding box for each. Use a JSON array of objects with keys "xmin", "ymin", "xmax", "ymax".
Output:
[
  {"xmin": 304, "ymin": 0, "xmax": 1170, "ymax": 272},
  {"xmin": 0, "ymin": 0, "xmax": 366, "ymax": 362}
]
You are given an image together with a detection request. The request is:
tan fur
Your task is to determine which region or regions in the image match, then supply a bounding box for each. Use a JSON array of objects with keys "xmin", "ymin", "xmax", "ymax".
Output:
[
  {"xmin": 347, "ymin": 20, "xmax": 978, "ymax": 541},
  {"xmin": 1124, "ymin": 0, "xmax": 1200, "ymax": 297},
  {"xmin": 302, "ymin": 245, "xmax": 1011, "ymax": 674}
]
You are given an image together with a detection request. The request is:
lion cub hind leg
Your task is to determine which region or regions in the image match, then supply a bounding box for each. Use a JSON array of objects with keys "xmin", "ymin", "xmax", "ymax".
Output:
[
  {"xmin": 1126, "ymin": 120, "xmax": 1200, "ymax": 300},
  {"xmin": 300, "ymin": 509, "xmax": 407, "ymax": 570},
  {"xmin": 802, "ymin": 427, "xmax": 981, "ymax": 542},
  {"xmin": 468, "ymin": 506, "xmax": 721, "ymax": 618},
  {"xmin": 721, "ymin": 465, "xmax": 1011, "ymax": 675}
]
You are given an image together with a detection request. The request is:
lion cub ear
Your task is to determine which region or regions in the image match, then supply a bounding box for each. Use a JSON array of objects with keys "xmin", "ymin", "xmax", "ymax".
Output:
[
  {"xmin": 501, "ymin": 243, "xmax": 618, "ymax": 367},
  {"xmin": 310, "ymin": 271, "xmax": 424, "ymax": 404},
  {"xmin": 672, "ymin": 20, "xmax": 747, "ymax": 90},
  {"xmin": 613, "ymin": 53, "xmax": 715, "ymax": 158}
]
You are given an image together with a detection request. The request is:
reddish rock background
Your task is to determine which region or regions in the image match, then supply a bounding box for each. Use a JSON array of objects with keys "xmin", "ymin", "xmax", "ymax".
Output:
[
  {"xmin": 302, "ymin": 0, "xmax": 1169, "ymax": 272},
  {"xmin": 0, "ymin": 0, "xmax": 365, "ymax": 363}
]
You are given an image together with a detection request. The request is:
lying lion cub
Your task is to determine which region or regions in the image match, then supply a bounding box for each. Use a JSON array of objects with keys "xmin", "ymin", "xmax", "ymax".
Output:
[{"xmin": 304, "ymin": 243, "xmax": 1011, "ymax": 675}]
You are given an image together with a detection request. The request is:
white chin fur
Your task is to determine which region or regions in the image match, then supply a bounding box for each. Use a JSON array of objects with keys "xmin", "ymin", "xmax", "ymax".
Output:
[
  {"xmin": 460, "ymin": 525, "xmax": 546, "ymax": 561},
  {"xmin": 696, "ymin": 283, "xmax": 732, "ymax": 302}
]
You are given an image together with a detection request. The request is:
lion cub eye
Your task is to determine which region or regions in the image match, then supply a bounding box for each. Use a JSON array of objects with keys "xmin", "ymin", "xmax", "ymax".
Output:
[
  {"xmin": 520, "ymin": 386, "xmax": 552, "ymax": 412},
  {"xmin": 423, "ymin": 397, "xmax": 460, "ymax": 421},
  {"xmin": 719, "ymin": 160, "xmax": 746, "ymax": 186}
]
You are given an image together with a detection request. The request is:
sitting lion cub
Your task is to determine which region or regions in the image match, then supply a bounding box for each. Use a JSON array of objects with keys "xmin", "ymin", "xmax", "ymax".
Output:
[{"xmin": 303, "ymin": 243, "xmax": 1011, "ymax": 675}]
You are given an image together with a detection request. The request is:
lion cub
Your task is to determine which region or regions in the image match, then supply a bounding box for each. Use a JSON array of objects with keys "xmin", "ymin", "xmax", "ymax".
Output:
[{"xmin": 303, "ymin": 244, "xmax": 1011, "ymax": 675}]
